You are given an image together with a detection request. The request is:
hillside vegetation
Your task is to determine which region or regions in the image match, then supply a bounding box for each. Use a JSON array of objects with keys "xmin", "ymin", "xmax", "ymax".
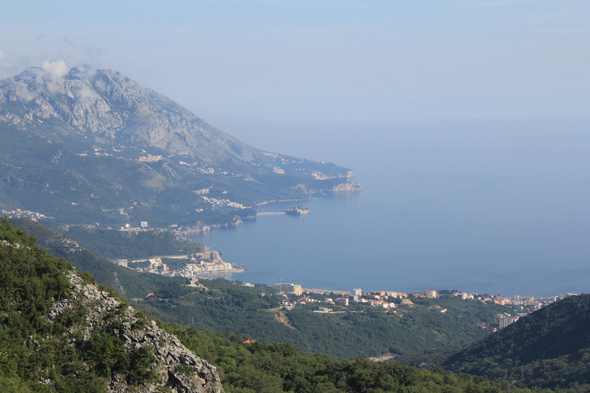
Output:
[
  {"xmin": 0, "ymin": 217, "xmax": 536, "ymax": 392},
  {"xmin": 0, "ymin": 217, "xmax": 222, "ymax": 392},
  {"xmin": 46, "ymin": 223, "xmax": 206, "ymax": 260},
  {"xmin": 10, "ymin": 218, "xmax": 183, "ymax": 299},
  {"xmin": 166, "ymin": 323, "xmax": 536, "ymax": 393},
  {"xmin": 397, "ymin": 294, "xmax": 590, "ymax": 391},
  {"xmin": 440, "ymin": 294, "xmax": 590, "ymax": 390},
  {"xmin": 140, "ymin": 281, "xmax": 510, "ymax": 359},
  {"xmin": 12, "ymin": 219, "xmax": 512, "ymax": 360}
]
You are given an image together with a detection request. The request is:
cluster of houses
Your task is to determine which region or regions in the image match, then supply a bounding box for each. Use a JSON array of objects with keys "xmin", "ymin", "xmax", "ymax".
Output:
[
  {"xmin": 273, "ymin": 283, "xmax": 576, "ymax": 327},
  {"xmin": 114, "ymin": 251, "xmax": 242, "ymax": 278},
  {"xmin": 200, "ymin": 196, "xmax": 246, "ymax": 209},
  {"xmin": 1, "ymin": 209, "xmax": 52, "ymax": 221},
  {"xmin": 118, "ymin": 221, "xmax": 152, "ymax": 231}
]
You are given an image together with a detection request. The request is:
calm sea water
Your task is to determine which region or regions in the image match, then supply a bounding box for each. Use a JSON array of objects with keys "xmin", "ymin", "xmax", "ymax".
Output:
[{"xmin": 192, "ymin": 119, "xmax": 590, "ymax": 297}]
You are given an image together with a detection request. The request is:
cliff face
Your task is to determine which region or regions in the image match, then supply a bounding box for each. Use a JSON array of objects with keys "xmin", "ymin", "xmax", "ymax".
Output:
[{"xmin": 47, "ymin": 271, "xmax": 224, "ymax": 393}]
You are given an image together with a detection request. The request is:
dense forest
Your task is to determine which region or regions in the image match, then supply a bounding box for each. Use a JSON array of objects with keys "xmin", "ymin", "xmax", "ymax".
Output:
[
  {"xmin": 440, "ymin": 294, "xmax": 590, "ymax": 390},
  {"xmin": 166, "ymin": 323, "xmax": 537, "ymax": 393},
  {"xmin": 140, "ymin": 281, "xmax": 509, "ymax": 359},
  {"xmin": 397, "ymin": 295, "xmax": 590, "ymax": 391}
]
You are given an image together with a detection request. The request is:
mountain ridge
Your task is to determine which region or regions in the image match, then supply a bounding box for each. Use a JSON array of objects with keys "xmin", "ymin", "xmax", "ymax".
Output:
[{"xmin": 1, "ymin": 64, "xmax": 279, "ymax": 162}]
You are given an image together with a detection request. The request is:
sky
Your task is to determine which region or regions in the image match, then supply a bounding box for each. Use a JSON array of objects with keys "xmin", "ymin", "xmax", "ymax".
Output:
[{"xmin": 1, "ymin": 0, "xmax": 589, "ymax": 126}]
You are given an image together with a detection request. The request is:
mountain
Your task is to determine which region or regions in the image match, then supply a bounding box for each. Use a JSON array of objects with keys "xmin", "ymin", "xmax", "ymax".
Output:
[
  {"xmin": 0, "ymin": 64, "xmax": 360, "ymax": 228},
  {"xmin": 398, "ymin": 294, "xmax": 590, "ymax": 390}
]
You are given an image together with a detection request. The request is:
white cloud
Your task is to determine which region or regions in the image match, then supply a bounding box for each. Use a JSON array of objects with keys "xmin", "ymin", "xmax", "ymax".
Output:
[
  {"xmin": 41, "ymin": 59, "xmax": 68, "ymax": 78},
  {"xmin": 94, "ymin": 79, "xmax": 107, "ymax": 92},
  {"xmin": 78, "ymin": 85, "xmax": 99, "ymax": 100}
]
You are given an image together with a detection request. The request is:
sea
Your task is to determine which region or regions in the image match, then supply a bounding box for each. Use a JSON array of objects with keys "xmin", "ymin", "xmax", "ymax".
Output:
[{"xmin": 191, "ymin": 119, "xmax": 590, "ymax": 298}]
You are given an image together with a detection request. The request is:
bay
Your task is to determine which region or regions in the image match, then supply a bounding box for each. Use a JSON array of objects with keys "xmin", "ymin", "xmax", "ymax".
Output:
[{"xmin": 193, "ymin": 119, "xmax": 590, "ymax": 298}]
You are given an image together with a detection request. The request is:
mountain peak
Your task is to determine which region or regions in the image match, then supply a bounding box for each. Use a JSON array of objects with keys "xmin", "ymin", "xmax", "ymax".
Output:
[
  {"xmin": 13, "ymin": 66, "xmax": 47, "ymax": 81},
  {"xmin": 66, "ymin": 63, "xmax": 97, "ymax": 80}
]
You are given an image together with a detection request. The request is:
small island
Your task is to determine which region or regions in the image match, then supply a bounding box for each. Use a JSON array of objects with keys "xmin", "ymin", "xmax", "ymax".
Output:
[{"xmin": 284, "ymin": 206, "xmax": 310, "ymax": 216}]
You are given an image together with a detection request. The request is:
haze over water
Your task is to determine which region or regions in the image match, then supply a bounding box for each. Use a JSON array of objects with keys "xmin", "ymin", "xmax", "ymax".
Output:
[{"xmin": 193, "ymin": 119, "xmax": 590, "ymax": 298}]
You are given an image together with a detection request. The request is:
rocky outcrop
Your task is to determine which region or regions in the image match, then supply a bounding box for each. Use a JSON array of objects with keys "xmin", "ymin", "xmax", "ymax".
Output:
[
  {"xmin": 330, "ymin": 180, "xmax": 362, "ymax": 193},
  {"xmin": 59, "ymin": 237, "xmax": 83, "ymax": 253},
  {"xmin": 293, "ymin": 179, "xmax": 362, "ymax": 195},
  {"xmin": 48, "ymin": 271, "xmax": 223, "ymax": 393}
]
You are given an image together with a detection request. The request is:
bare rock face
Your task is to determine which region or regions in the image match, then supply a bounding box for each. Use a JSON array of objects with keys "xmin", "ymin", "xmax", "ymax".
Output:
[
  {"xmin": 0, "ymin": 64, "xmax": 258, "ymax": 163},
  {"xmin": 48, "ymin": 271, "xmax": 224, "ymax": 393}
]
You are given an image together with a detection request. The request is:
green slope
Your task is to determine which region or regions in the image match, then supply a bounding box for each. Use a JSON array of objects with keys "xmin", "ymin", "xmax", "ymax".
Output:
[
  {"xmin": 11, "ymin": 219, "xmax": 511, "ymax": 361},
  {"xmin": 0, "ymin": 217, "xmax": 533, "ymax": 393},
  {"xmin": 166, "ymin": 323, "xmax": 534, "ymax": 393},
  {"xmin": 10, "ymin": 218, "xmax": 180, "ymax": 299},
  {"xmin": 442, "ymin": 294, "xmax": 590, "ymax": 389},
  {"xmin": 0, "ymin": 217, "xmax": 176, "ymax": 392},
  {"xmin": 398, "ymin": 294, "xmax": 590, "ymax": 390}
]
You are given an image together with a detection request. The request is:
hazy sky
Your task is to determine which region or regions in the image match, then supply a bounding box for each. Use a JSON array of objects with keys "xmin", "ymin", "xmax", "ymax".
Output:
[{"xmin": 1, "ymin": 0, "xmax": 589, "ymax": 125}]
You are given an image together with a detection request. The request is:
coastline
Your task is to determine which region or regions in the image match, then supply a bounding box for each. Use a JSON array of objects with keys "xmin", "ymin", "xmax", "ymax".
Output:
[
  {"xmin": 173, "ymin": 197, "xmax": 316, "ymax": 236},
  {"xmin": 252, "ymin": 197, "xmax": 315, "ymax": 207},
  {"xmin": 193, "ymin": 267, "xmax": 246, "ymax": 276}
]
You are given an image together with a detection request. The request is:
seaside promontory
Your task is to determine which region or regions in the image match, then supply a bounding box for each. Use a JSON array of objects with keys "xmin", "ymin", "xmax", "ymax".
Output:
[{"xmin": 0, "ymin": 64, "xmax": 360, "ymax": 231}]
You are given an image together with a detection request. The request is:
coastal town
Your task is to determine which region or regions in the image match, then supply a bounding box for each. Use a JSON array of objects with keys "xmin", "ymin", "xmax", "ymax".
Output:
[
  {"xmin": 0, "ymin": 210, "xmax": 575, "ymax": 331},
  {"xmin": 272, "ymin": 283, "xmax": 575, "ymax": 331},
  {"xmin": 1, "ymin": 209, "xmax": 53, "ymax": 221},
  {"xmin": 112, "ymin": 250, "xmax": 245, "ymax": 278}
]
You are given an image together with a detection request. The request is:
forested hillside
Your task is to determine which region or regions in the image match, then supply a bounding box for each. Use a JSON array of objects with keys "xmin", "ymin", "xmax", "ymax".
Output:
[
  {"xmin": 440, "ymin": 294, "xmax": 590, "ymax": 390},
  {"xmin": 0, "ymin": 217, "xmax": 222, "ymax": 392},
  {"xmin": 10, "ymin": 218, "xmax": 513, "ymax": 360},
  {"xmin": 10, "ymin": 218, "xmax": 183, "ymax": 299},
  {"xmin": 1, "ymin": 217, "xmax": 537, "ymax": 393},
  {"xmin": 165, "ymin": 323, "xmax": 534, "ymax": 393},
  {"xmin": 397, "ymin": 294, "xmax": 590, "ymax": 391},
  {"xmin": 140, "ymin": 281, "xmax": 508, "ymax": 359},
  {"xmin": 46, "ymin": 222, "xmax": 206, "ymax": 259}
]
